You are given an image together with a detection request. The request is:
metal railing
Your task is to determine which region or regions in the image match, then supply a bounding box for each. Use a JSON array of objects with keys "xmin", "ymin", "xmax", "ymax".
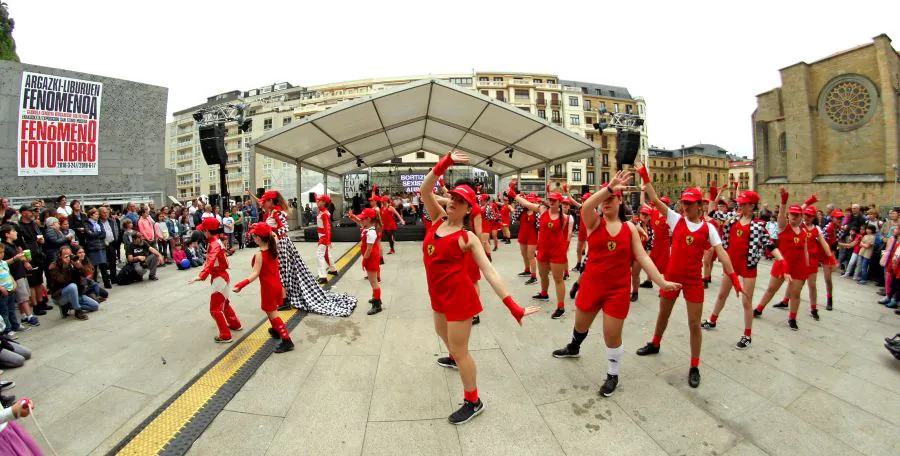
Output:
[{"xmin": 476, "ymin": 80, "xmax": 506, "ymax": 88}]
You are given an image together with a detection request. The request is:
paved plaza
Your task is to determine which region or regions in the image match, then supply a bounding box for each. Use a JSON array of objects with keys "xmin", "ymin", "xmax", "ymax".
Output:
[{"xmin": 7, "ymin": 237, "xmax": 900, "ymax": 456}]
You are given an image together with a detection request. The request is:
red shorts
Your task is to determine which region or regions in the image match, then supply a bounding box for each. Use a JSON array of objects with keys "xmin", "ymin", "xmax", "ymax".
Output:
[
  {"xmin": 518, "ymin": 228, "xmax": 538, "ymax": 245},
  {"xmin": 431, "ymin": 288, "xmax": 483, "ymax": 321},
  {"xmin": 537, "ymin": 245, "xmax": 567, "ymax": 264},
  {"xmin": 659, "ymin": 276, "xmax": 704, "ymax": 303},
  {"xmin": 465, "ymin": 254, "xmax": 480, "ymax": 282},
  {"xmin": 363, "ymin": 252, "xmax": 381, "ymax": 273},
  {"xmin": 786, "ymin": 258, "xmax": 809, "ymax": 281},
  {"xmin": 730, "ymin": 256, "xmax": 758, "ymax": 279},
  {"xmin": 575, "ymin": 283, "xmax": 630, "ymax": 319}
]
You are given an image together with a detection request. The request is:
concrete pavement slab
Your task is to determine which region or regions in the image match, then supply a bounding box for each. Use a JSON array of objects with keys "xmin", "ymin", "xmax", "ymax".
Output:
[
  {"xmin": 361, "ymin": 420, "xmax": 462, "ymax": 456},
  {"xmin": 186, "ymin": 411, "xmax": 282, "ymax": 456}
]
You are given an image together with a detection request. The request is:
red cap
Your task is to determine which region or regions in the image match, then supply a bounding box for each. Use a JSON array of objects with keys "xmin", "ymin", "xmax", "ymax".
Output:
[
  {"xmin": 580, "ymin": 192, "xmax": 592, "ymax": 202},
  {"xmin": 660, "ymin": 196, "xmax": 671, "ymax": 205},
  {"xmin": 680, "ymin": 188, "xmax": 703, "ymax": 203},
  {"xmin": 359, "ymin": 208, "xmax": 378, "ymax": 220},
  {"xmin": 381, "ymin": 195, "xmax": 391, "ymax": 203},
  {"xmin": 368, "ymin": 195, "xmax": 381, "ymax": 202},
  {"xmin": 788, "ymin": 204, "xmax": 803, "ymax": 215},
  {"xmin": 639, "ymin": 205, "xmax": 652, "ymax": 215},
  {"xmin": 247, "ymin": 222, "xmax": 272, "ymax": 237},
  {"xmin": 258, "ymin": 190, "xmax": 278, "ymax": 204},
  {"xmin": 316, "ymin": 193, "xmax": 332, "ymax": 204},
  {"xmin": 831, "ymin": 209, "xmax": 844, "ymax": 218},
  {"xmin": 804, "ymin": 206, "xmax": 817, "ymax": 216},
  {"xmin": 547, "ymin": 192, "xmax": 563, "ymax": 202},
  {"xmin": 736, "ymin": 190, "xmax": 760, "ymax": 205},
  {"xmin": 526, "ymin": 193, "xmax": 540, "ymax": 202},
  {"xmin": 599, "ymin": 183, "xmax": 623, "ymax": 197},
  {"xmin": 447, "ymin": 184, "xmax": 477, "ymax": 207},
  {"xmin": 562, "ymin": 197, "xmax": 574, "ymax": 205},
  {"xmin": 479, "ymin": 193, "xmax": 490, "ymax": 202},
  {"xmin": 197, "ymin": 217, "xmax": 221, "ymax": 231}
]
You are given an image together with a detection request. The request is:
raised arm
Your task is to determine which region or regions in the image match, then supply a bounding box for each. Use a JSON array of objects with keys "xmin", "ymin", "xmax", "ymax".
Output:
[
  {"xmin": 634, "ymin": 161, "xmax": 668, "ymax": 216},
  {"xmin": 422, "ymin": 151, "xmax": 469, "ymax": 221},
  {"xmin": 582, "ymin": 169, "xmax": 631, "ymax": 232},
  {"xmin": 777, "ymin": 186, "xmax": 788, "ymax": 231},
  {"xmin": 463, "ymin": 231, "xmax": 540, "ymax": 324}
]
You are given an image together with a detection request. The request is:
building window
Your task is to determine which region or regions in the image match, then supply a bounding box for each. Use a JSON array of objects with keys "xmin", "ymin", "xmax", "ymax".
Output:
[
  {"xmin": 479, "ymin": 77, "xmax": 489, "ymax": 81},
  {"xmin": 581, "ymin": 87, "xmax": 588, "ymax": 94},
  {"xmin": 551, "ymin": 110, "xmax": 560, "ymax": 121},
  {"xmin": 518, "ymin": 107, "xmax": 530, "ymax": 113},
  {"xmin": 568, "ymin": 96, "xmax": 579, "ymax": 107},
  {"xmin": 282, "ymin": 118, "xmax": 291, "ymax": 126},
  {"xmin": 601, "ymin": 135, "xmax": 608, "ymax": 149},
  {"xmin": 587, "ymin": 173, "xmax": 595, "ymax": 185},
  {"xmin": 585, "ymin": 117, "xmax": 594, "ymax": 125},
  {"xmin": 263, "ymin": 178, "xmax": 271, "ymax": 187},
  {"xmin": 706, "ymin": 173, "xmax": 711, "ymax": 185},
  {"xmin": 263, "ymin": 118, "xmax": 272, "ymax": 130},
  {"xmin": 779, "ymin": 132, "xmax": 787, "ymax": 152},
  {"xmin": 493, "ymin": 77, "xmax": 503, "ymax": 82},
  {"xmin": 599, "ymin": 101, "xmax": 606, "ymax": 111},
  {"xmin": 533, "ymin": 78, "xmax": 542, "ymax": 83},
  {"xmin": 583, "ymin": 100, "xmax": 592, "ymax": 111},
  {"xmin": 448, "ymin": 77, "xmax": 473, "ymax": 85},
  {"xmin": 548, "ymin": 79, "xmax": 556, "ymax": 84},
  {"xmin": 554, "ymin": 164, "xmax": 563, "ymax": 176},
  {"xmin": 602, "ymin": 172, "xmax": 609, "ymax": 183},
  {"xmin": 481, "ymin": 90, "xmax": 489, "ymax": 96},
  {"xmin": 653, "ymin": 173, "xmax": 657, "ymax": 182},
  {"xmin": 613, "ymin": 103, "xmax": 619, "ymax": 113},
  {"xmin": 538, "ymin": 109, "xmax": 546, "ymax": 119},
  {"xmin": 416, "ymin": 151, "xmax": 425, "ymax": 159},
  {"xmin": 687, "ymin": 172, "xmax": 692, "ymax": 183},
  {"xmin": 586, "ymin": 133, "xmax": 594, "ymax": 141},
  {"xmin": 514, "ymin": 89, "xmax": 529, "ymax": 100},
  {"xmin": 602, "ymin": 154, "xmax": 609, "ymax": 166},
  {"xmin": 639, "ymin": 105, "xmax": 644, "ymax": 115},
  {"xmin": 572, "ymin": 168, "xmax": 582, "ymax": 181},
  {"xmin": 610, "ymin": 90, "xmax": 616, "ymax": 97},
  {"xmin": 569, "ymin": 115, "xmax": 581, "ymax": 125},
  {"xmin": 495, "ymin": 90, "xmax": 505, "ymax": 101},
  {"xmin": 588, "ymin": 157, "xmax": 594, "ymax": 166},
  {"xmin": 626, "ymin": 105, "xmax": 633, "ymax": 114}
]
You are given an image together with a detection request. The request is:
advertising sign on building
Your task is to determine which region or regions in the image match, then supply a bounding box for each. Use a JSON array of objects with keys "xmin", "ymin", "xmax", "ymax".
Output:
[
  {"xmin": 17, "ymin": 71, "xmax": 103, "ymax": 176},
  {"xmin": 343, "ymin": 173, "xmax": 367, "ymax": 199}
]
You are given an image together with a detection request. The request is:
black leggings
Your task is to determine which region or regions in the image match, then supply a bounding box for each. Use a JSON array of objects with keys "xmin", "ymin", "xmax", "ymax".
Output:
[{"xmin": 384, "ymin": 230, "xmax": 396, "ymax": 250}]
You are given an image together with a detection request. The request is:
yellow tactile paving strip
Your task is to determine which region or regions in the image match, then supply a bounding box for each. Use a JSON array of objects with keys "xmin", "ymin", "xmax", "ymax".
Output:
[{"xmin": 114, "ymin": 244, "xmax": 361, "ymax": 455}]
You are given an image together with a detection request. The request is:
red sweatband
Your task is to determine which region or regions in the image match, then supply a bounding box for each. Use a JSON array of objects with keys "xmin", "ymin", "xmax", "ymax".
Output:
[
  {"xmin": 638, "ymin": 165, "xmax": 651, "ymax": 184},
  {"xmin": 804, "ymin": 195, "xmax": 818, "ymax": 206},
  {"xmin": 234, "ymin": 279, "xmax": 250, "ymax": 292},
  {"xmin": 507, "ymin": 188, "xmax": 518, "ymax": 200},
  {"xmin": 781, "ymin": 191, "xmax": 789, "ymax": 205},
  {"xmin": 433, "ymin": 154, "xmax": 454, "ymax": 176},
  {"xmin": 727, "ymin": 272, "xmax": 743, "ymax": 294},
  {"xmin": 502, "ymin": 295, "xmax": 525, "ymax": 323},
  {"xmin": 709, "ymin": 186, "xmax": 718, "ymax": 201}
]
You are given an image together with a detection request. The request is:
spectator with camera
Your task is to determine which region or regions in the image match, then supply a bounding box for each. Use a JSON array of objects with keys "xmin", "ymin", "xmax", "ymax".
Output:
[
  {"xmin": 73, "ymin": 246, "xmax": 108, "ymax": 303},
  {"xmin": 47, "ymin": 246, "xmax": 98, "ymax": 321},
  {"xmin": 118, "ymin": 232, "xmax": 162, "ymax": 284}
]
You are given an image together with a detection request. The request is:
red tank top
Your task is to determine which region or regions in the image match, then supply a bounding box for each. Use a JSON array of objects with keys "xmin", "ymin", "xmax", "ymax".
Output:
[
  {"xmin": 805, "ymin": 224, "xmax": 820, "ymax": 257},
  {"xmin": 666, "ymin": 216, "xmax": 711, "ymax": 282},
  {"xmin": 361, "ymin": 227, "xmax": 380, "ymax": 258},
  {"xmin": 501, "ymin": 205, "xmax": 511, "ymax": 224},
  {"xmin": 538, "ymin": 210, "xmax": 566, "ymax": 249},
  {"xmin": 252, "ymin": 250, "xmax": 282, "ymax": 301},
  {"xmin": 423, "ymin": 219, "xmax": 473, "ymax": 287},
  {"xmin": 778, "ymin": 224, "xmax": 808, "ymax": 263},
  {"xmin": 650, "ymin": 209, "xmax": 670, "ymax": 250},
  {"xmin": 381, "ymin": 207, "xmax": 397, "ymax": 230},
  {"xmin": 585, "ymin": 219, "xmax": 634, "ymax": 291},
  {"xmin": 520, "ymin": 210, "xmax": 536, "ymax": 235},
  {"xmin": 727, "ymin": 220, "xmax": 751, "ymax": 259}
]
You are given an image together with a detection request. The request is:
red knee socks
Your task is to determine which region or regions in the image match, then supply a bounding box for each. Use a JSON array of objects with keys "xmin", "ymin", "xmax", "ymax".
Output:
[
  {"xmin": 464, "ymin": 388, "xmax": 479, "ymax": 403},
  {"xmin": 557, "ymin": 302, "xmax": 564, "ymax": 309},
  {"xmin": 789, "ymin": 312, "xmax": 797, "ymax": 320},
  {"xmin": 744, "ymin": 328, "xmax": 752, "ymax": 337},
  {"xmin": 269, "ymin": 316, "xmax": 291, "ymax": 340},
  {"xmin": 690, "ymin": 357, "xmax": 700, "ymax": 368},
  {"xmin": 373, "ymin": 288, "xmax": 381, "ymax": 300},
  {"xmin": 810, "ymin": 304, "xmax": 817, "ymax": 310},
  {"xmin": 709, "ymin": 313, "xmax": 718, "ymax": 323},
  {"xmin": 652, "ymin": 335, "xmax": 662, "ymax": 347}
]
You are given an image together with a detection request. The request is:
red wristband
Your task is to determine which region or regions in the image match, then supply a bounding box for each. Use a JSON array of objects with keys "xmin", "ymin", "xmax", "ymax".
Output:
[
  {"xmin": 709, "ymin": 186, "xmax": 718, "ymax": 201},
  {"xmin": 234, "ymin": 279, "xmax": 250, "ymax": 291},
  {"xmin": 502, "ymin": 295, "xmax": 525, "ymax": 323},
  {"xmin": 727, "ymin": 272, "xmax": 743, "ymax": 294},
  {"xmin": 433, "ymin": 154, "xmax": 455, "ymax": 176},
  {"xmin": 638, "ymin": 166, "xmax": 651, "ymax": 184},
  {"xmin": 781, "ymin": 192, "xmax": 789, "ymax": 205},
  {"xmin": 804, "ymin": 195, "xmax": 818, "ymax": 206}
]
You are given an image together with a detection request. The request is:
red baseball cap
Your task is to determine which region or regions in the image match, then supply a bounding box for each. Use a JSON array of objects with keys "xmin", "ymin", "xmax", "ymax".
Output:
[
  {"xmin": 359, "ymin": 208, "xmax": 378, "ymax": 220},
  {"xmin": 247, "ymin": 222, "xmax": 273, "ymax": 237},
  {"xmin": 479, "ymin": 194, "xmax": 490, "ymax": 203},
  {"xmin": 562, "ymin": 197, "xmax": 574, "ymax": 205},
  {"xmin": 831, "ymin": 209, "xmax": 844, "ymax": 218},
  {"xmin": 580, "ymin": 192, "xmax": 592, "ymax": 201},
  {"xmin": 258, "ymin": 190, "xmax": 278, "ymax": 203},
  {"xmin": 639, "ymin": 205, "xmax": 652, "ymax": 215},
  {"xmin": 736, "ymin": 190, "xmax": 760, "ymax": 205},
  {"xmin": 660, "ymin": 196, "xmax": 671, "ymax": 205},
  {"xmin": 680, "ymin": 188, "xmax": 703, "ymax": 203},
  {"xmin": 547, "ymin": 192, "xmax": 563, "ymax": 202},
  {"xmin": 448, "ymin": 184, "xmax": 477, "ymax": 207},
  {"xmin": 197, "ymin": 217, "xmax": 221, "ymax": 231},
  {"xmin": 788, "ymin": 204, "xmax": 803, "ymax": 214},
  {"xmin": 380, "ymin": 195, "xmax": 391, "ymax": 203},
  {"xmin": 316, "ymin": 193, "xmax": 332, "ymax": 204},
  {"xmin": 526, "ymin": 193, "xmax": 540, "ymax": 202},
  {"xmin": 804, "ymin": 206, "xmax": 817, "ymax": 216},
  {"xmin": 368, "ymin": 195, "xmax": 381, "ymax": 202}
]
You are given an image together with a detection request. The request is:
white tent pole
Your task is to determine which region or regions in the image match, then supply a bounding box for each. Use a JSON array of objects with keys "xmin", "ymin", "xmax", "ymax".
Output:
[
  {"xmin": 296, "ymin": 164, "xmax": 303, "ymax": 226},
  {"xmin": 543, "ymin": 165, "xmax": 549, "ymax": 197},
  {"xmin": 593, "ymin": 146, "xmax": 602, "ymax": 191}
]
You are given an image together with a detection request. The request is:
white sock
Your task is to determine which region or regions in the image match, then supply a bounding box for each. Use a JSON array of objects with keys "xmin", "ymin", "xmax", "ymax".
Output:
[{"xmin": 607, "ymin": 345, "xmax": 624, "ymax": 376}]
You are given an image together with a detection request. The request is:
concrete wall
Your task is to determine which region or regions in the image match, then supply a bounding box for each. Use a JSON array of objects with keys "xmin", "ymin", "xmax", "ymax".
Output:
[{"xmin": 0, "ymin": 61, "xmax": 171, "ymax": 204}]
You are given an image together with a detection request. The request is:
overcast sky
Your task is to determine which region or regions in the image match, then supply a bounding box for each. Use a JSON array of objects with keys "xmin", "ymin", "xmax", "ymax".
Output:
[{"xmin": 8, "ymin": 0, "xmax": 899, "ymax": 157}]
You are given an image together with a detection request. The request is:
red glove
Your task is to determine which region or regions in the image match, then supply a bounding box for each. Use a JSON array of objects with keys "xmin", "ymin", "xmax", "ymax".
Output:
[
  {"xmin": 727, "ymin": 272, "xmax": 743, "ymax": 294},
  {"xmin": 476, "ymin": 185, "xmax": 482, "ymax": 194},
  {"xmin": 433, "ymin": 154, "xmax": 454, "ymax": 176},
  {"xmin": 234, "ymin": 279, "xmax": 250, "ymax": 292},
  {"xmin": 503, "ymin": 295, "xmax": 525, "ymax": 323},
  {"xmin": 780, "ymin": 189, "xmax": 789, "ymax": 205},
  {"xmin": 507, "ymin": 187, "xmax": 518, "ymax": 200},
  {"xmin": 804, "ymin": 195, "xmax": 818, "ymax": 206},
  {"xmin": 637, "ymin": 165, "xmax": 651, "ymax": 184},
  {"xmin": 709, "ymin": 186, "xmax": 718, "ymax": 201}
]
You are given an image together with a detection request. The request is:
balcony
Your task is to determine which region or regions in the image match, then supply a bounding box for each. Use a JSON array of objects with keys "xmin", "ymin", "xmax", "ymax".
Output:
[
  {"xmin": 563, "ymin": 85, "xmax": 582, "ymax": 93},
  {"xmin": 176, "ymin": 142, "xmax": 193, "ymax": 150},
  {"xmin": 495, "ymin": 96, "xmax": 507, "ymax": 103},
  {"xmin": 510, "ymin": 79, "xmax": 533, "ymax": 87},
  {"xmin": 176, "ymin": 117, "xmax": 193, "ymax": 126},
  {"xmin": 176, "ymin": 153, "xmax": 194, "ymax": 162},
  {"xmin": 551, "ymin": 119, "xmax": 562, "ymax": 125},
  {"xmin": 476, "ymin": 80, "xmax": 506, "ymax": 88},
  {"xmin": 534, "ymin": 83, "xmax": 561, "ymax": 90},
  {"xmin": 513, "ymin": 96, "xmax": 531, "ymax": 105},
  {"xmin": 536, "ymin": 98, "xmax": 547, "ymax": 107},
  {"xmin": 176, "ymin": 129, "xmax": 193, "ymax": 137},
  {"xmin": 226, "ymin": 173, "xmax": 243, "ymax": 181},
  {"xmin": 294, "ymin": 104, "xmax": 327, "ymax": 116},
  {"xmin": 550, "ymin": 99, "xmax": 560, "ymax": 107}
]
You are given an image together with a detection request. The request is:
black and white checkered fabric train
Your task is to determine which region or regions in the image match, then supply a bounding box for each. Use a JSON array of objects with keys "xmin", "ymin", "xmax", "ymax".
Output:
[{"xmin": 272, "ymin": 211, "xmax": 357, "ymax": 316}]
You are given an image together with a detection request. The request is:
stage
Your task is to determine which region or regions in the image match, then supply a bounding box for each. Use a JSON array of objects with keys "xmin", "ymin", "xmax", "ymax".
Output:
[{"xmin": 297, "ymin": 217, "xmax": 521, "ymax": 242}]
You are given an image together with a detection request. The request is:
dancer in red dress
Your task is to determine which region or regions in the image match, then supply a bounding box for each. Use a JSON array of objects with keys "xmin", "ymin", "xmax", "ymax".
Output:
[
  {"xmin": 380, "ymin": 195, "xmax": 405, "ymax": 255},
  {"xmin": 358, "ymin": 208, "xmax": 384, "ymax": 315},
  {"xmin": 700, "ymin": 191, "xmax": 771, "ymax": 349},
  {"xmin": 315, "ymin": 194, "xmax": 338, "ymax": 284},
  {"xmin": 561, "ymin": 197, "xmax": 576, "ymax": 281},
  {"xmin": 422, "ymin": 151, "xmax": 540, "ymax": 425},
  {"xmin": 514, "ymin": 186, "xmax": 540, "ymax": 285},
  {"xmin": 232, "ymin": 223, "xmax": 294, "ymax": 353},
  {"xmin": 513, "ymin": 189, "xmax": 572, "ymax": 319},
  {"xmin": 499, "ymin": 199, "xmax": 512, "ymax": 245},
  {"xmin": 630, "ymin": 205, "xmax": 653, "ymax": 302},
  {"xmin": 753, "ymin": 188, "xmax": 810, "ymax": 331},
  {"xmin": 189, "ymin": 218, "xmax": 242, "ymax": 343},
  {"xmin": 553, "ymin": 172, "xmax": 680, "ymax": 397},
  {"xmin": 643, "ymin": 196, "xmax": 672, "ymax": 290},
  {"xmin": 633, "ymin": 162, "xmax": 741, "ymax": 388}
]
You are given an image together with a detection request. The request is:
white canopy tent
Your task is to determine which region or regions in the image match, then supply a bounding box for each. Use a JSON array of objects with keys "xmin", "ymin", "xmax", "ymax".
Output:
[{"xmin": 250, "ymin": 78, "xmax": 601, "ymax": 184}]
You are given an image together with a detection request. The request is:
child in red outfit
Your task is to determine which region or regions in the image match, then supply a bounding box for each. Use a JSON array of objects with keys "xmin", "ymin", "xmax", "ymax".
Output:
[
  {"xmin": 189, "ymin": 218, "xmax": 242, "ymax": 344},
  {"xmin": 233, "ymin": 223, "xmax": 294, "ymax": 353},
  {"xmin": 358, "ymin": 208, "xmax": 384, "ymax": 315}
]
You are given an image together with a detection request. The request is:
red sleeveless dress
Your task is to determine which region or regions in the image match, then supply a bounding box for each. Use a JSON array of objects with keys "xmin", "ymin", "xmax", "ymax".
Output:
[
  {"xmin": 660, "ymin": 215, "xmax": 712, "ymax": 303},
  {"xmin": 576, "ymin": 218, "xmax": 634, "ymax": 319},
  {"xmin": 253, "ymin": 250, "xmax": 283, "ymax": 312},
  {"xmin": 424, "ymin": 219, "xmax": 482, "ymax": 321}
]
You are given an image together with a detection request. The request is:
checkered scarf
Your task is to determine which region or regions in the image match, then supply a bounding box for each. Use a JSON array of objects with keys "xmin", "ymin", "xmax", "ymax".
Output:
[
  {"xmin": 721, "ymin": 217, "xmax": 768, "ymax": 269},
  {"xmin": 645, "ymin": 222, "xmax": 655, "ymax": 251}
]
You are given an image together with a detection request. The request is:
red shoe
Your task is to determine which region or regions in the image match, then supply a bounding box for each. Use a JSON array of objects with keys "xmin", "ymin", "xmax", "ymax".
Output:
[{"xmin": 388, "ymin": 249, "xmax": 395, "ymax": 255}]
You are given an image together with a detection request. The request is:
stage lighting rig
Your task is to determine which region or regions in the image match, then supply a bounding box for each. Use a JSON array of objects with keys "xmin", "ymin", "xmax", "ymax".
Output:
[
  {"xmin": 356, "ymin": 157, "xmax": 364, "ymax": 167},
  {"xmin": 592, "ymin": 109, "xmax": 644, "ymax": 131},
  {"xmin": 486, "ymin": 158, "xmax": 494, "ymax": 167},
  {"xmin": 504, "ymin": 147, "xmax": 514, "ymax": 158},
  {"xmin": 336, "ymin": 147, "xmax": 347, "ymax": 158},
  {"xmin": 192, "ymin": 103, "xmax": 252, "ymax": 128}
]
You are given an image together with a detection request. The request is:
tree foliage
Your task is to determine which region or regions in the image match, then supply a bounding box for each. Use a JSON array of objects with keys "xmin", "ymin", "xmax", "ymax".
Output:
[{"xmin": 0, "ymin": 2, "xmax": 20, "ymax": 62}]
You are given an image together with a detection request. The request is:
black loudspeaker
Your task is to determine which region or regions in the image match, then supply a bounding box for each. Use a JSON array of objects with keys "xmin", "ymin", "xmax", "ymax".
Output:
[
  {"xmin": 256, "ymin": 188, "xmax": 265, "ymax": 198},
  {"xmin": 199, "ymin": 124, "xmax": 227, "ymax": 165},
  {"xmin": 208, "ymin": 193, "xmax": 219, "ymax": 208},
  {"xmin": 615, "ymin": 130, "xmax": 641, "ymax": 170},
  {"xmin": 308, "ymin": 192, "xmax": 316, "ymax": 203},
  {"xmin": 581, "ymin": 185, "xmax": 590, "ymax": 194}
]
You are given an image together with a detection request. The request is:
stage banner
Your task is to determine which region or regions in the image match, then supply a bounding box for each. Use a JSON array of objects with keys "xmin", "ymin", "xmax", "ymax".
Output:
[
  {"xmin": 17, "ymin": 71, "xmax": 103, "ymax": 176},
  {"xmin": 343, "ymin": 173, "xmax": 367, "ymax": 199}
]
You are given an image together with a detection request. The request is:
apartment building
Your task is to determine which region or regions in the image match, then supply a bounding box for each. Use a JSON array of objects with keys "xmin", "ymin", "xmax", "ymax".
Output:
[{"xmin": 647, "ymin": 144, "xmax": 733, "ymax": 200}]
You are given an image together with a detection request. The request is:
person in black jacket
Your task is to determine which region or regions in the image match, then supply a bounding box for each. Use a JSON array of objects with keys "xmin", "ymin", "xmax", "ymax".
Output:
[
  {"xmin": 98, "ymin": 207, "xmax": 120, "ymax": 283},
  {"xmin": 67, "ymin": 200, "xmax": 88, "ymax": 246},
  {"xmin": 15, "ymin": 207, "xmax": 48, "ymax": 315},
  {"xmin": 84, "ymin": 208, "xmax": 111, "ymax": 288},
  {"xmin": 47, "ymin": 246, "xmax": 98, "ymax": 320},
  {"xmin": 42, "ymin": 217, "xmax": 70, "ymax": 269}
]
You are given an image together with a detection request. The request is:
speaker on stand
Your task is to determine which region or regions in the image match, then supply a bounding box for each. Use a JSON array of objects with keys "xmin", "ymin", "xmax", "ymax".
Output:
[{"xmin": 615, "ymin": 130, "xmax": 641, "ymax": 171}]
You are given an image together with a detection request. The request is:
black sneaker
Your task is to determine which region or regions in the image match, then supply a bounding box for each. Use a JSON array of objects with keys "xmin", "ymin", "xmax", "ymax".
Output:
[
  {"xmin": 317, "ymin": 278, "xmax": 327, "ymax": 284},
  {"xmin": 214, "ymin": 336, "xmax": 233, "ymax": 344},
  {"xmin": 599, "ymin": 374, "xmax": 618, "ymax": 397},
  {"xmin": 524, "ymin": 277, "xmax": 538, "ymax": 285},
  {"xmin": 448, "ymin": 399, "xmax": 484, "ymax": 425},
  {"xmin": 552, "ymin": 344, "xmax": 580, "ymax": 358},
  {"xmin": 701, "ymin": 319, "xmax": 716, "ymax": 330},
  {"xmin": 810, "ymin": 309, "xmax": 820, "ymax": 321},
  {"xmin": 328, "ymin": 270, "xmax": 339, "ymax": 276},
  {"xmin": 33, "ymin": 307, "xmax": 47, "ymax": 316},
  {"xmin": 532, "ymin": 293, "xmax": 549, "ymax": 301},
  {"xmin": 148, "ymin": 275, "xmax": 158, "ymax": 281},
  {"xmin": 277, "ymin": 303, "xmax": 292, "ymax": 311},
  {"xmin": 826, "ymin": 297, "xmax": 833, "ymax": 311},
  {"xmin": 0, "ymin": 380, "xmax": 14, "ymax": 391},
  {"xmin": 788, "ymin": 319, "xmax": 799, "ymax": 331},
  {"xmin": 636, "ymin": 342, "xmax": 660, "ymax": 356},
  {"xmin": 517, "ymin": 271, "xmax": 532, "ymax": 277},
  {"xmin": 703, "ymin": 280, "xmax": 709, "ymax": 289},
  {"xmin": 639, "ymin": 280, "xmax": 653, "ymax": 289},
  {"xmin": 0, "ymin": 394, "xmax": 15, "ymax": 409},
  {"xmin": 569, "ymin": 282, "xmax": 580, "ymax": 299},
  {"xmin": 267, "ymin": 327, "xmax": 281, "ymax": 339},
  {"xmin": 630, "ymin": 292, "xmax": 638, "ymax": 302},
  {"xmin": 472, "ymin": 315, "xmax": 480, "ymax": 325},
  {"xmin": 688, "ymin": 367, "xmax": 701, "ymax": 388},
  {"xmin": 274, "ymin": 339, "xmax": 295, "ymax": 353},
  {"xmin": 436, "ymin": 356, "xmax": 458, "ymax": 369},
  {"xmin": 367, "ymin": 300, "xmax": 383, "ymax": 315},
  {"xmin": 571, "ymin": 265, "xmax": 580, "ymax": 272},
  {"xmin": 564, "ymin": 273, "xmax": 570, "ymax": 281},
  {"xmin": 492, "ymin": 246, "xmax": 497, "ymax": 252},
  {"xmin": 773, "ymin": 301, "xmax": 789, "ymax": 308},
  {"xmin": 753, "ymin": 308, "xmax": 762, "ymax": 318},
  {"xmin": 551, "ymin": 308, "xmax": 565, "ymax": 319},
  {"xmin": 736, "ymin": 336, "xmax": 751, "ymax": 350}
]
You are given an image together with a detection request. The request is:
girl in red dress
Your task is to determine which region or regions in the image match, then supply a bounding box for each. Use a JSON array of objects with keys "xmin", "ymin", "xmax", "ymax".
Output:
[
  {"xmin": 561, "ymin": 197, "xmax": 576, "ymax": 281},
  {"xmin": 358, "ymin": 208, "xmax": 383, "ymax": 315},
  {"xmin": 633, "ymin": 162, "xmax": 742, "ymax": 388},
  {"xmin": 630, "ymin": 205, "xmax": 653, "ymax": 302},
  {"xmin": 701, "ymin": 191, "xmax": 775, "ymax": 349},
  {"xmin": 232, "ymin": 223, "xmax": 294, "ymax": 353},
  {"xmin": 499, "ymin": 199, "xmax": 512, "ymax": 245},
  {"xmin": 513, "ymin": 189, "xmax": 572, "ymax": 319},
  {"xmin": 514, "ymin": 187, "xmax": 540, "ymax": 285},
  {"xmin": 422, "ymin": 151, "xmax": 539, "ymax": 425},
  {"xmin": 380, "ymin": 195, "xmax": 404, "ymax": 255},
  {"xmin": 553, "ymin": 172, "xmax": 680, "ymax": 397},
  {"xmin": 753, "ymin": 188, "xmax": 810, "ymax": 331},
  {"xmin": 646, "ymin": 196, "xmax": 672, "ymax": 286}
]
